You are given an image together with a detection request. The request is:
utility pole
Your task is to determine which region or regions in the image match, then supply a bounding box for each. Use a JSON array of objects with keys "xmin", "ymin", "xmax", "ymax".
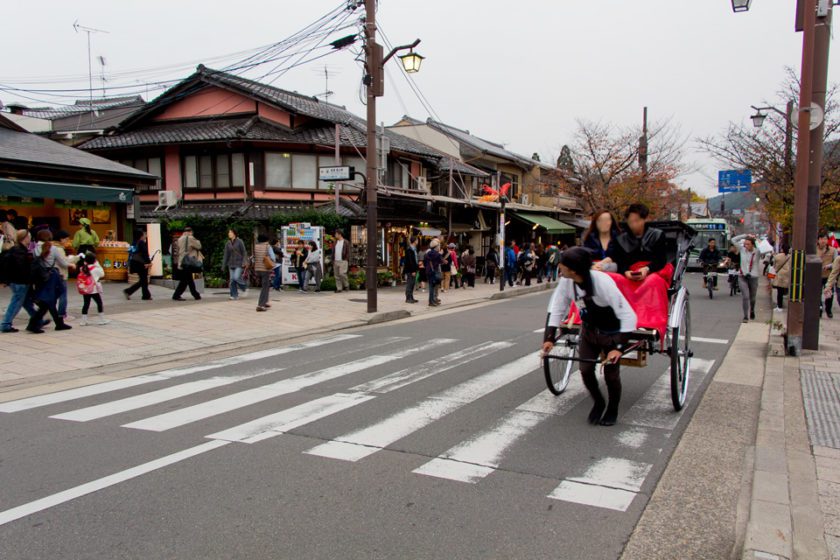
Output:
[
  {"xmin": 639, "ymin": 107, "xmax": 649, "ymax": 179},
  {"xmin": 364, "ymin": 0, "xmax": 380, "ymax": 313},
  {"xmin": 73, "ymin": 21, "xmax": 109, "ymax": 127},
  {"xmin": 335, "ymin": 123, "xmax": 341, "ymax": 214},
  {"xmin": 788, "ymin": 0, "xmax": 831, "ymax": 354}
]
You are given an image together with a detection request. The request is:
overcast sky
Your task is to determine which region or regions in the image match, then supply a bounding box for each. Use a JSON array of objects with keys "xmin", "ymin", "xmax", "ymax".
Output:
[{"xmin": 2, "ymin": 0, "xmax": 836, "ymax": 198}]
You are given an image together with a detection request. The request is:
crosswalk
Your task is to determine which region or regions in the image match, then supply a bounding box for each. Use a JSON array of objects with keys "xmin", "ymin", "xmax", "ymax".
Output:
[{"xmin": 0, "ymin": 331, "xmax": 719, "ymax": 525}]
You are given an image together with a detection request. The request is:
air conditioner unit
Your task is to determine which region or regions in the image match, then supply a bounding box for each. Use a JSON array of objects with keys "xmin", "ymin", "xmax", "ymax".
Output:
[
  {"xmin": 521, "ymin": 194, "xmax": 530, "ymax": 205},
  {"xmin": 416, "ymin": 176, "xmax": 429, "ymax": 192},
  {"xmin": 156, "ymin": 190, "xmax": 179, "ymax": 211}
]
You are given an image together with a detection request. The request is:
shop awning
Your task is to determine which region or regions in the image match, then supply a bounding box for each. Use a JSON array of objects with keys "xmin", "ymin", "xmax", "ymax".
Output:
[
  {"xmin": 511, "ymin": 212, "xmax": 575, "ymax": 234},
  {"xmin": 0, "ymin": 178, "xmax": 134, "ymax": 204}
]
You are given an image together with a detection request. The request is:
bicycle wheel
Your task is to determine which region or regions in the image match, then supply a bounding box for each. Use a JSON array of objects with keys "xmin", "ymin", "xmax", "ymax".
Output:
[
  {"xmin": 707, "ymin": 277, "xmax": 714, "ymax": 299},
  {"xmin": 544, "ymin": 334, "xmax": 578, "ymax": 395},
  {"xmin": 670, "ymin": 293, "xmax": 691, "ymax": 411}
]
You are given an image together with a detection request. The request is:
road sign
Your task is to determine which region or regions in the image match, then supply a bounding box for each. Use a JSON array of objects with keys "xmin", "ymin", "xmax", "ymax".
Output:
[
  {"xmin": 718, "ymin": 169, "xmax": 751, "ymax": 193},
  {"xmin": 319, "ymin": 166, "xmax": 354, "ymax": 181}
]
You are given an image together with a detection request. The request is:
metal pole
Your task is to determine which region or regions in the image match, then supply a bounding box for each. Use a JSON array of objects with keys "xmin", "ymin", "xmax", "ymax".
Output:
[
  {"xmin": 785, "ymin": 100, "xmax": 794, "ymax": 171},
  {"xmin": 365, "ymin": 0, "xmax": 378, "ymax": 313},
  {"xmin": 802, "ymin": 2, "xmax": 832, "ymax": 350},
  {"xmin": 87, "ymin": 31, "xmax": 93, "ymax": 127},
  {"xmin": 499, "ymin": 197, "xmax": 506, "ymax": 292},
  {"xmin": 787, "ymin": 0, "xmax": 818, "ymax": 355},
  {"xmin": 335, "ymin": 123, "xmax": 341, "ymax": 213}
]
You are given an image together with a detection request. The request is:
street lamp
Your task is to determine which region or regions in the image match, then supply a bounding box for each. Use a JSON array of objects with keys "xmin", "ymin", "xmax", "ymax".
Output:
[
  {"xmin": 398, "ymin": 49, "xmax": 424, "ymax": 73},
  {"xmin": 731, "ymin": 0, "xmax": 752, "ymax": 12},
  {"xmin": 750, "ymin": 111, "xmax": 767, "ymax": 128}
]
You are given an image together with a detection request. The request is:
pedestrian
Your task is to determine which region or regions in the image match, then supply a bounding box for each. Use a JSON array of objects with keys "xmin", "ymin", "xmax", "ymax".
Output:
[
  {"xmin": 333, "ymin": 229, "xmax": 350, "ymax": 293},
  {"xmin": 424, "ymin": 238, "xmax": 443, "ymax": 307},
  {"xmin": 440, "ymin": 243, "xmax": 453, "ymax": 293},
  {"xmin": 172, "ymin": 226, "xmax": 202, "ymax": 301},
  {"xmin": 485, "ymin": 246, "xmax": 499, "ymax": 284},
  {"xmin": 253, "ymin": 233, "xmax": 276, "ymax": 311},
  {"xmin": 270, "ymin": 238, "xmax": 284, "ymax": 291},
  {"xmin": 447, "ymin": 244, "xmax": 461, "ymax": 289},
  {"xmin": 545, "ymin": 244, "xmax": 560, "ymax": 281},
  {"xmin": 403, "ymin": 236, "xmax": 419, "ymax": 303},
  {"xmin": 304, "ymin": 240, "xmax": 323, "ymax": 292},
  {"xmin": 27, "ymin": 232, "xmax": 72, "ymax": 333},
  {"xmin": 825, "ymin": 253, "xmax": 840, "ymax": 310},
  {"xmin": 222, "ymin": 228, "xmax": 248, "ymax": 300},
  {"xmin": 462, "ymin": 247, "xmax": 477, "ymax": 288},
  {"xmin": 543, "ymin": 247, "xmax": 636, "ymax": 426},
  {"xmin": 736, "ymin": 236, "xmax": 761, "ymax": 323},
  {"xmin": 1, "ymin": 209, "xmax": 17, "ymax": 252},
  {"xmin": 1, "ymin": 230, "xmax": 43, "ymax": 333},
  {"xmin": 504, "ymin": 241, "xmax": 516, "ymax": 287},
  {"xmin": 772, "ymin": 244, "xmax": 791, "ymax": 312},
  {"xmin": 124, "ymin": 229, "xmax": 153, "ymax": 301},
  {"xmin": 519, "ymin": 243, "xmax": 536, "ymax": 286},
  {"xmin": 52, "ymin": 230, "xmax": 81, "ymax": 321},
  {"xmin": 818, "ymin": 230, "xmax": 838, "ymax": 318},
  {"xmin": 292, "ymin": 240, "xmax": 308, "ymax": 293},
  {"xmin": 417, "ymin": 244, "xmax": 428, "ymax": 292},
  {"xmin": 72, "ymin": 217, "xmax": 100, "ymax": 255},
  {"xmin": 77, "ymin": 251, "xmax": 109, "ymax": 326}
]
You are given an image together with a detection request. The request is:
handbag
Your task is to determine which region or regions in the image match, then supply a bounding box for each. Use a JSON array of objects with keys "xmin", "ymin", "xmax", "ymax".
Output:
[
  {"xmin": 767, "ymin": 265, "xmax": 777, "ymax": 280},
  {"xmin": 262, "ymin": 255, "xmax": 274, "ymax": 270},
  {"xmin": 182, "ymin": 254, "xmax": 203, "ymax": 273}
]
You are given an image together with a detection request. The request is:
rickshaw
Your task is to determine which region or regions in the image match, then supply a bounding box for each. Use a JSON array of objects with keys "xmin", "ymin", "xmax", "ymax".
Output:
[{"xmin": 542, "ymin": 221, "xmax": 697, "ymax": 411}]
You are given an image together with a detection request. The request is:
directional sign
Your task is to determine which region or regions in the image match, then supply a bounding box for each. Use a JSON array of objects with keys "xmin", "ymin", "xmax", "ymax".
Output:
[
  {"xmin": 319, "ymin": 166, "xmax": 354, "ymax": 181},
  {"xmin": 718, "ymin": 169, "xmax": 751, "ymax": 193}
]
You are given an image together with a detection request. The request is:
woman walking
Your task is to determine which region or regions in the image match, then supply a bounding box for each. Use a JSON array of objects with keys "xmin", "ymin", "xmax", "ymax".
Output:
[
  {"xmin": 304, "ymin": 241, "xmax": 323, "ymax": 292},
  {"xmin": 485, "ymin": 246, "xmax": 499, "ymax": 284},
  {"xmin": 124, "ymin": 229, "xmax": 153, "ymax": 301},
  {"xmin": 423, "ymin": 239, "xmax": 443, "ymax": 307},
  {"xmin": 772, "ymin": 244, "xmax": 791, "ymax": 312},
  {"xmin": 27, "ymin": 234, "xmax": 72, "ymax": 333},
  {"xmin": 222, "ymin": 228, "xmax": 248, "ymax": 300},
  {"xmin": 253, "ymin": 234, "xmax": 275, "ymax": 311},
  {"xmin": 1, "ymin": 230, "xmax": 41, "ymax": 333},
  {"xmin": 462, "ymin": 247, "xmax": 477, "ymax": 288}
]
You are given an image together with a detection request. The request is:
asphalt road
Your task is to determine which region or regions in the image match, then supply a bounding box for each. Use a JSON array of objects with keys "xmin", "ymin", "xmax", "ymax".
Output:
[{"xmin": 0, "ymin": 273, "xmax": 746, "ymax": 560}]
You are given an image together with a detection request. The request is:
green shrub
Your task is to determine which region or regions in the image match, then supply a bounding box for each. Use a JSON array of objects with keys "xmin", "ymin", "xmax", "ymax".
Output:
[
  {"xmin": 320, "ymin": 276, "xmax": 337, "ymax": 292},
  {"xmin": 348, "ymin": 269, "xmax": 365, "ymax": 290}
]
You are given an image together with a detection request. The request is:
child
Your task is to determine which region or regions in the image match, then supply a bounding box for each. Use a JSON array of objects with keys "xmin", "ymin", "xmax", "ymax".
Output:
[{"xmin": 77, "ymin": 252, "xmax": 110, "ymax": 326}]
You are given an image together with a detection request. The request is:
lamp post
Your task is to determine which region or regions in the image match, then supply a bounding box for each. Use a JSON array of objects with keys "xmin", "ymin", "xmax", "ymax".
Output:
[
  {"xmin": 363, "ymin": 0, "xmax": 423, "ymax": 313},
  {"xmin": 750, "ymin": 102, "xmax": 795, "ymax": 170},
  {"xmin": 736, "ymin": 0, "xmax": 831, "ymax": 354}
]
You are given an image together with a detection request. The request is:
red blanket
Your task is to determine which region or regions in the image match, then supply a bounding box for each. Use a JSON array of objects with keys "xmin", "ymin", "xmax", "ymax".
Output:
[{"xmin": 565, "ymin": 262, "xmax": 673, "ymax": 344}]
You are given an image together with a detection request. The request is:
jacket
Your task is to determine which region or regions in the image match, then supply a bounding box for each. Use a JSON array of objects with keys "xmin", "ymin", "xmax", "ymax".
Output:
[
  {"xmin": 546, "ymin": 271, "xmax": 638, "ymax": 333},
  {"xmin": 4, "ymin": 244, "xmax": 32, "ymax": 285},
  {"xmin": 253, "ymin": 242, "xmax": 274, "ymax": 273},
  {"xmin": 818, "ymin": 245, "xmax": 838, "ymax": 279},
  {"xmin": 461, "ymin": 253, "xmax": 476, "ymax": 272},
  {"xmin": 222, "ymin": 238, "xmax": 247, "ymax": 269},
  {"xmin": 403, "ymin": 246, "xmax": 419, "ymax": 274},
  {"xmin": 505, "ymin": 247, "xmax": 516, "ymax": 270},
  {"xmin": 613, "ymin": 226, "xmax": 667, "ymax": 274},
  {"xmin": 826, "ymin": 255, "xmax": 840, "ymax": 292},
  {"xmin": 334, "ymin": 239, "xmax": 350, "ymax": 261},
  {"xmin": 175, "ymin": 234, "xmax": 202, "ymax": 268},
  {"xmin": 1, "ymin": 221, "xmax": 16, "ymax": 251},
  {"xmin": 130, "ymin": 239, "xmax": 151, "ymax": 273},
  {"xmin": 72, "ymin": 227, "xmax": 99, "ymax": 250},
  {"xmin": 771, "ymin": 252, "xmax": 792, "ymax": 289},
  {"xmin": 423, "ymin": 248, "xmax": 442, "ymax": 279},
  {"xmin": 485, "ymin": 250, "xmax": 499, "ymax": 268},
  {"xmin": 305, "ymin": 249, "xmax": 321, "ymax": 268},
  {"xmin": 583, "ymin": 232, "xmax": 616, "ymax": 262},
  {"xmin": 292, "ymin": 247, "xmax": 308, "ymax": 268}
]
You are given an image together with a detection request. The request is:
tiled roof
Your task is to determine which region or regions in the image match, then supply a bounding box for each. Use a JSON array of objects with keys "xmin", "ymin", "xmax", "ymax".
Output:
[
  {"xmin": 80, "ymin": 116, "xmax": 371, "ymax": 150},
  {"xmin": 0, "ymin": 126, "xmax": 156, "ymax": 180},
  {"xmin": 15, "ymin": 96, "xmax": 145, "ymax": 120},
  {"xmin": 141, "ymin": 199, "xmax": 362, "ymax": 220}
]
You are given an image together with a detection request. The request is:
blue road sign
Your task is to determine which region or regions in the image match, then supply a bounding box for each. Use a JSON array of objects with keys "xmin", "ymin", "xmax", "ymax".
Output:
[{"xmin": 718, "ymin": 169, "xmax": 752, "ymax": 193}]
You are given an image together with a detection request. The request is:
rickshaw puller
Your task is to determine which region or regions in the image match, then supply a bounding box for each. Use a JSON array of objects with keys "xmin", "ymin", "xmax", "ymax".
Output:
[{"xmin": 543, "ymin": 247, "xmax": 638, "ymax": 426}]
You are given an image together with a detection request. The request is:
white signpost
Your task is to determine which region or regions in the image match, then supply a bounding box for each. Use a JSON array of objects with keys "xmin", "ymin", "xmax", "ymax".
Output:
[{"xmin": 319, "ymin": 166, "xmax": 355, "ymax": 182}]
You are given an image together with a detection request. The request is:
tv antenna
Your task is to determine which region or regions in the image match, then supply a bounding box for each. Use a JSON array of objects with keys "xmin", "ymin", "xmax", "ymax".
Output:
[
  {"xmin": 98, "ymin": 56, "xmax": 108, "ymax": 98},
  {"xmin": 314, "ymin": 66, "xmax": 335, "ymax": 102},
  {"xmin": 73, "ymin": 20, "xmax": 109, "ymax": 124}
]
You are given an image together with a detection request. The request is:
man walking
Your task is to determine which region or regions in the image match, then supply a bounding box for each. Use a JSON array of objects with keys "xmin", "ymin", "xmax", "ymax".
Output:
[
  {"xmin": 737, "ymin": 236, "xmax": 761, "ymax": 323},
  {"xmin": 333, "ymin": 230, "xmax": 350, "ymax": 293},
  {"xmin": 403, "ymin": 236, "xmax": 419, "ymax": 303},
  {"xmin": 818, "ymin": 230, "xmax": 838, "ymax": 318},
  {"xmin": 253, "ymin": 234, "xmax": 275, "ymax": 311},
  {"xmin": 172, "ymin": 226, "xmax": 202, "ymax": 301}
]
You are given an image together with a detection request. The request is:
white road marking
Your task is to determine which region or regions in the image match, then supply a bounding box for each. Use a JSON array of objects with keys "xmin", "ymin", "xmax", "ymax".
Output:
[
  {"xmin": 620, "ymin": 358, "xmax": 716, "ymax": 431},
  {"xmin": 548, "ymin": 481, "xmax": 637, "ymax": 512},
  {"xmin": 351, "ymin": 341, "xmax": 513, "ymax": 394},
  {"xmin": 414, "ymin": 379, "xmax": 588, "ymax": 483},
  {"xmin": 0, "ymin": 440, "xmax": 228, "ymax": 527},
  {"xmin": 615, "ymin": 427, "xmax": 650, "ymax": 449},
  {"xmin": 0, "ymin": 333, "xmax": 362, "ymax": 413},
  {"xmin": 305, "ymin": 353, "xmax": 540, "ymax": 462},
  {"xmin": 123, "ymin": 339, "xmax": 455, "ymax": 432},
  {"xmin": 533, "ymin": 328, "xmax": 544, "ymax": 333},
  {"xmin": 50, "ymin": 369, "xmax": 282, "ymax": 422},
  {"xmin": 207, "ymin": 393, "xmax": 376, "ymax": 443},
  {"xmin": 682, "ymin": 336, "xmax": 729, "ymax": 345},
  {"xmin": 548, "ymin": 457, "xmax": 653, "ymax": 512}
]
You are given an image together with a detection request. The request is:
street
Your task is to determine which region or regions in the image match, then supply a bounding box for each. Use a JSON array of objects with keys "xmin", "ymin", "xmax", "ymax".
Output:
[{"xmin": 0, "ymin": 273, "xmax": 745, "ymax": 559}]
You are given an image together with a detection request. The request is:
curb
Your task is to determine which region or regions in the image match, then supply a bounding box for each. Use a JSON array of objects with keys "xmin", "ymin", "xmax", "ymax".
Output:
[{"xmin": 0, "ymin": 282, "xmax": 550, "ymax": 399}]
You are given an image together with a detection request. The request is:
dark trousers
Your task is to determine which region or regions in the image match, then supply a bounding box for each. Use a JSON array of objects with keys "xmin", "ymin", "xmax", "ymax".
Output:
[
  {"xmin": 405, "ymin": 272, "xmax": 416, "ymax": 301},
  {"xmin": 738, "ymin": 276, "xmax": 759, "ymax": 319},
  {"xmin": 82, "ymin": 293, "xmax": 104, "ymax": 314},
  {"xmin": 505, "ymin": 268, "xmax": 515, "ymax": 287},
  {"xmin": 464, "ymin": 272, "xmax": 475, "ymax": 287},
  {"xmin": 776, "ymin": 287, "xmax": 787, "ymax": 309},
  {"xmin": 524, "ymin": 269, "xmax": 533, "ymax": 286},
  {"xmin": 258, "ymin": 271, "xmax": 271, "ymax": 307},
  {"xmin": 427, "ymin": 275, "xmax": 437, "ymax": 304},
  {"xmin": 578, "ymin": 326, "xmax": 623, "ymax": 414},
  {"xmin": 173, "ymin": 268, "xmax": 200, "ymax": 299},
  {"xmin": 28, "ymin": 300, "xmax": 63, "ymax": 331},
  {"xmin": 272, "ymin": 267, "xmax": 282, "ymax": 290},
  {"xmin": 296, "ymin": 267, "xmax": 306, "ymax": 290},
  {"xmin": 126, "ymin": 267, "xmax": 151, "ymax": 299},
  {"xmin": 485, "ymin": 265, "xmax": 496, "ymax": 284},
  {"xmin": 822, "ymin": 278, "xmax": 834, "ymax": 315}
]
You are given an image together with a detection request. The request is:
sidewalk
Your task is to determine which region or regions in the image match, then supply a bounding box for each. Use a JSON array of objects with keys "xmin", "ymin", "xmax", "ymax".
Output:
[
  {"xmin": 0, "ymin": 278, "xmax": 548, "ymax": 396},
  {"xmin": 622, "ymin": 277, "xmax": 840, "ymax": 560}
]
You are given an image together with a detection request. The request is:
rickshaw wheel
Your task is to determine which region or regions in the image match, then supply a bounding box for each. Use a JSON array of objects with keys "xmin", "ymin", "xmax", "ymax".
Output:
[
  {"xmin": 670, "ymin": 295, "xmax": 691, "ymax": 411},
  {"xmin": 544, "ymin": 334, "xmax": 577, "ymax": 395}
]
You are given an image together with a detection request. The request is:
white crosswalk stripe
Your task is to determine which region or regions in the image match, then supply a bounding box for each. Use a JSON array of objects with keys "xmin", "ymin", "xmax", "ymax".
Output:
[
  {"xmin": 305, "ymin": 352, "xmax": 541, "ymax": 462},
  {"xmin": 0, "ymin": 333, "xmax": 362, "ymax": 413},
  {"xmin": 548, "ymin": 457, "xmax": 653, "ymax": 512},
  {"xmin": 123, "ymin": 339, "xmax": 455, "ymax": 432}
]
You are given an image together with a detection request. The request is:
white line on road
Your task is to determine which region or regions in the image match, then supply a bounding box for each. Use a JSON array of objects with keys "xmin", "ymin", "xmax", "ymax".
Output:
[
  {"xmin": 414, "ymin": 378, "xmax": 588, "ymax": 483},
  {"xmin": 0, "ymin": 333, "xmax": 362, "ymax": 413},
  {"xmin": 0, "ymin": 440, "xmax": 229, "ymax": 528},
  {"xmin": 547, "ymin": 457, "xmax": 653, "ymax": 512},
  {"xmin": 123, "ymin": 339, "xmax": 455, "ymax": 432},
  {"xmin": 548, "ymin": 481, "xmax": 637, "ymax": 512},
  {"xmin": 305, "ymin": 352, "xmax": 540, "ymax": 463},
  {"xmin": 682, "ymin": 336, "xmax": 729, "ymax": 345}
]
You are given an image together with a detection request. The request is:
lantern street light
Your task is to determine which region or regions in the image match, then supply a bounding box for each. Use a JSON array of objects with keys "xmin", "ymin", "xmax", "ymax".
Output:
[
  {"xmin": 398, "ymin": 49, "xmax": 425, "ymax": 74},
  {"xmin": 731, "ymin": 0, "xmax": 752, "ymax": 12},
  {"xmin": 750, "ymin": 111, "xmax": 767, "ymax": 128}
]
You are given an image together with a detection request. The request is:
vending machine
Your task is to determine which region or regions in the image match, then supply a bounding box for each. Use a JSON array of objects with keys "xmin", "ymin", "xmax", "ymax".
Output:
[{"xmin": 280, "ymin": 223, "xmax": 324, "ymax": 287}]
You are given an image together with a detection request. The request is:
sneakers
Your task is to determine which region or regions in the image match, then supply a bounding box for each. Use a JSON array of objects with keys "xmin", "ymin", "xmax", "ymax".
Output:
[
  {"xmin": 55, "ymin": 324, "xmax": 72, "ymax": 331},
  {"xmin": 256, "ymin": 306, "xmax": 267, "ymax": 312},
  {"xmin": 773, "ymin": 307, "xmax": 784, "ymax": 313},
  {"xmin": 97, "ymin": 313, "xmax": 110, "ymax": 325},
  {"xmin": 80, "ymin": 315, "xmax": 89, "ymax": 326},
  {"xmin": 750, "ymin": 311, "xmax": 756, "ymax": 320},
  {"xmin": 2, "ymin": 327, "xmax": 19, "ymax": 333},
  {"xmin": 229, "ymin": 296, "xmax": 238, "ymax": 301}
]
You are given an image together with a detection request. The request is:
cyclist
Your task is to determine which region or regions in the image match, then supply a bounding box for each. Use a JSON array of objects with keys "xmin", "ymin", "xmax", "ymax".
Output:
[
  {"xmin": 699, "ymin": 238, "xmax": 723, "ymax": 290},
  {"xmin": 543, "ymin": 247, "xmax": 637, "ymax": 426}
]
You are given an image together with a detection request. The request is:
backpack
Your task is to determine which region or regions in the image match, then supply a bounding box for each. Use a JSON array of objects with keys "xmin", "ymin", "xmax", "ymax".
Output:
[
  {"xmin": 31, "ymin": 258, "xmax": 53, "ymax": 290},
  {"xmin": 77, "ymin": 265, "xmax": 96, "ymax": 295}
]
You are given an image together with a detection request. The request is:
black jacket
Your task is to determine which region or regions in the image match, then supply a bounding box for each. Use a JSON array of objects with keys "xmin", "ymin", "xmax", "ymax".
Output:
[
  {"xmin": 403, "ymin": 246, "xmax": 419, "ymax": 274},
  {"xmin": 5, "ymin": 245, "xmax": 32, "ymax": 285},
  {"xmin": 613, "ymin": 226, "xmax": 667, "ymax": 274},
  {"xmin": 129, "ymin": 239, "xmax": 151, "ymax": 273}
]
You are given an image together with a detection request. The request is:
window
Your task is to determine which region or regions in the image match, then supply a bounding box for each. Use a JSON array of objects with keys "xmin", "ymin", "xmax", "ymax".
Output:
[
  {"xmin": 184, "ymin": 156, "xmax": 198, "ymax": 188},
  {"xmin": 119, "ymin": 157, "xmax": 163, "ymax": 191},
  {"xmin": 215, "ymin": 154, "xmax": 230, "ymax": 188},
  {"xmin": 265, "ymin": 152, "xmax": 292, "ymax": 188},
  {"xmin": 292, "ymin": 154, "xmax": 317, "ymax": 189},
  {"xmin": 231, "ymin": 153, "xmax": 246, "ymax": 187},
  {"xmin": 199, "ymin": 156, "xmax": 213, "ymax": 188},
  {"xmin": 183, "ymin": 153, "xmax": 245, "ymax": 189}
]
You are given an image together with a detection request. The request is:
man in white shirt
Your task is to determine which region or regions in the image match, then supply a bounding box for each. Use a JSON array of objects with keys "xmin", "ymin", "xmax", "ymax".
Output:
[
  {"xmin": 543, "ymin": 247, "xmax": 637, "ymax": 426},
  {"xmin": 333, "ymin": 230, "xmax": 350, "ymax": 293}
]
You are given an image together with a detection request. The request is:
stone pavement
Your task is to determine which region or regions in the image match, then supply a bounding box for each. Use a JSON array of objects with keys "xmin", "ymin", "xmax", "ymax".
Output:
[{"xmin": 0, "ymin": 277, "xmax": 548, "ymax": 396}]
